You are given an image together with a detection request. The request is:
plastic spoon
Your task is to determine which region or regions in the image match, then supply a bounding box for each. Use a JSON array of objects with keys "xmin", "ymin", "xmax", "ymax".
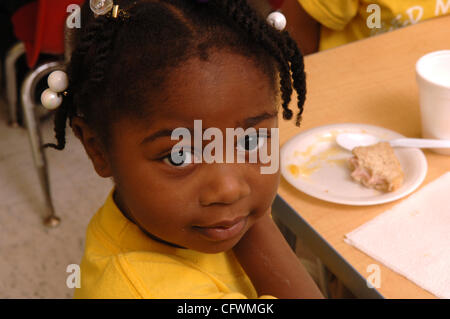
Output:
[{"xmin": 336, "ymin": 132, "xmax": 450, "ymax": 151}]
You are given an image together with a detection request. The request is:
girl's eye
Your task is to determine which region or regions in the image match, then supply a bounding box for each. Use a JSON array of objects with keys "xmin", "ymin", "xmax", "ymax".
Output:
[
  {"xmin": 236, "ymin": 134, "xmax": 267, "ymax": 152},
  {"xmin": 163, "ymin": 149, "xmax": 194, "ymax": 168}
]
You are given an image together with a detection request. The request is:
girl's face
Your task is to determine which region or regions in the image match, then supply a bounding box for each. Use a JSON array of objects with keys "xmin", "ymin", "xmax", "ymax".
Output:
[{"xmin": 105, "ymin": 51, "xmax": 280, "ymax": 253}]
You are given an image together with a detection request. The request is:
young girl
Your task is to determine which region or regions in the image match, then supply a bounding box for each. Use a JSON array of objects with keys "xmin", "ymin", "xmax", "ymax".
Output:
[{"xmin": 43, "ymin": 0, "xmax": 323, "ymax": 299}]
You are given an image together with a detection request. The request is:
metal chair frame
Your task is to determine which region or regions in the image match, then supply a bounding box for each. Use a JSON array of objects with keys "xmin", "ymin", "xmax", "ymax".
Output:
[
  {"xmin": 3, "ymin": 16, "xmax": 76, "ymax": 227},
  {"xmin": 21, "ymin": 61, "xmax": 64, "ymax": 227}
]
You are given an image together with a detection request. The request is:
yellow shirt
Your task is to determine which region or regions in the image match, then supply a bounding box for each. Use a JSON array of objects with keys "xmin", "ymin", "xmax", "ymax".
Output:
[
  {"xmin": 74, "ymin": 190, "xmax": 275, "ymax": 299},
  {"xmin": 298, "ymin": 0, "xmax": 450, "ymax": 51}
]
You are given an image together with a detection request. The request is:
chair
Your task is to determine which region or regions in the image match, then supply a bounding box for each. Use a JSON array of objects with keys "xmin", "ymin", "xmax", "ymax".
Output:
[
  {"xmin": 5, "ymin": 0, "xmax": 83, "ymax": 126},
  {"xmin": 269, "ymin": 0, "xmax": 285, "ymax": 10},
  {"xmin": 21, "ymin": 61, "xmax": 64, "ymax": 227},
  {"xmin": 7, "ymin": 0, "xmax": 84, "ymax": 226}
]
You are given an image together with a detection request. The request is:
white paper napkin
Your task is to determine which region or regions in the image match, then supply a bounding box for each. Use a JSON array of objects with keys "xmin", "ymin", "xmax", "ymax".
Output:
[{"xmin": 345, "ymin": 172, "xmax": 450, "ymax": 299}]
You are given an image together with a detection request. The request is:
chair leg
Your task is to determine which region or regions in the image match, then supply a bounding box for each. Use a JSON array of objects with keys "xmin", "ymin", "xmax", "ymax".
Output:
[
  {"xmin": 21, "ymin": 61, "xmax": 63, "ymax": 227},
  {"xmin": 5, "ymin": 42, "xmax": 26, "ymax": 127}
]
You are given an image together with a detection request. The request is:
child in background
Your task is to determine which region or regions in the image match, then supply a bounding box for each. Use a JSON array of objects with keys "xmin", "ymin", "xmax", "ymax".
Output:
[
  {"xmin": 281, "ymin": 0, "xmax": 450, "ymax": 54},
  {"xmin": 42, "ymin": 0, "xmax": 323, "ymax": 298}
]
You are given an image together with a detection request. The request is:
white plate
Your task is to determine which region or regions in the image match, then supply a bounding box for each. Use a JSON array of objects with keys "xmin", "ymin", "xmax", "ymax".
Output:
[{"xmin": 280, "ymin": 123, "xmax": 428, "ymax": 206}]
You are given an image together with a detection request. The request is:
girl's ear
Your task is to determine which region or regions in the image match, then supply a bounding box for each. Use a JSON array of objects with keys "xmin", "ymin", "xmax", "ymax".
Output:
[{"xmin": 71, "ymin": 116, "xmax": 113, "ymax": 178}]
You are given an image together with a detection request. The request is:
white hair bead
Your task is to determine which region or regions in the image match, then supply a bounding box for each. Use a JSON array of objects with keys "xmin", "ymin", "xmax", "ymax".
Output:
[
  {"xmin": 90, "ymin": 0, "xmax": 114, "ymax": 16},
  {"xmin": 48, "ymin": 70, "xmax": 68, "ymax": 93},
  {"xmin": 267, "ymin": 11, "xmax": 287, "ymax": 31},
  {"xmin": 41, "ymin": 88, "xmax": 63, "ymax": 110}
]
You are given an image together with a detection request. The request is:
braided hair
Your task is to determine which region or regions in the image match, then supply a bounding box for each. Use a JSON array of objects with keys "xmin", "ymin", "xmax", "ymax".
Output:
[{"xmin": 44, "ymin": 0, "xmax": 307, "ymax": 150}]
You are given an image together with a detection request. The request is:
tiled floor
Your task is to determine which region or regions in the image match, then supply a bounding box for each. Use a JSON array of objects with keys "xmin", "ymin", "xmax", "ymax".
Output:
[{"xmin": 0, "ymin": 97, "xmax": 112, "ymax": 298}]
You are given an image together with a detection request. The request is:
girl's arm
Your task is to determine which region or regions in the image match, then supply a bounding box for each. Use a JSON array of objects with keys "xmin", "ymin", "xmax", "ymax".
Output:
[
  {"xmin": 233, "ymin": 213, "xmax": 324, "ymax": 299},
  {"xmin": 280, "ymin": 0, "xmax": 320, "ymax": 55}
]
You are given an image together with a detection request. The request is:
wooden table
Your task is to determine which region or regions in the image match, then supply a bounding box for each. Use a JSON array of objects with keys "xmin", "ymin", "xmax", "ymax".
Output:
[{"xmin": 274, "ymin": 15, "xmax": 450, "ymax": 299}]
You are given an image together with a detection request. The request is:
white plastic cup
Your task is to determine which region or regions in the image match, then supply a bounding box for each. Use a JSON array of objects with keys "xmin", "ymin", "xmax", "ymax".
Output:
[{"xmin": 416, "ymin": 50, "xmax": 450, "ymax": 155}]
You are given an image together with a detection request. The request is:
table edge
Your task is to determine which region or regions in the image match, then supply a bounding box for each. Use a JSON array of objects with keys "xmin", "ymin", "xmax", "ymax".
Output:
[{"xmin": 272, "ymin": 195, "xmax": 385, "ymax": 299}]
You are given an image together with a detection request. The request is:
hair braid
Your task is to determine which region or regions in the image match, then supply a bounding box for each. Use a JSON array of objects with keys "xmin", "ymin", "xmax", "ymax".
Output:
[
  {"xmin": 283, "ymin": 33, "xmax": 306, "ymax": 126},
  {"xmin": 42, "ymin": 99, "xmax": 69, "ymax": 150},
  {"xmin": 234, "ymin": 0, "xmax": 307, "ymax": 124},
  {"xmin": 257, "ymin": 24, "xmax": 306, "ymax": 126},
  {"xmin": 238, "ymin": 8, "xmax": 306, "ymax": 125},
  {"xmin": 211, "ymin": 0, "xmax": 300, "ymax": 121},
  {"xmin": 43, "ymin": 16, "xmax": 116, "ymax": 150},
  {"xmin": 87, "ymin": 18, "xmax": 119, "ymax": 87}
]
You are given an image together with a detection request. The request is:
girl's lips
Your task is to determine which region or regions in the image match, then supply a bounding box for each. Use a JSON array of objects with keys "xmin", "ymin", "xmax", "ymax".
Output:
[{"xmin": 193, "ymin": 216, "xmax": 247, "ymax": 242}]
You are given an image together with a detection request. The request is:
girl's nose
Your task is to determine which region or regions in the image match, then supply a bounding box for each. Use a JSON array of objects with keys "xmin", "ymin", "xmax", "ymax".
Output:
[{"xmin": 199, "ymin": 164, "xmax": 251, "ymax": 206}]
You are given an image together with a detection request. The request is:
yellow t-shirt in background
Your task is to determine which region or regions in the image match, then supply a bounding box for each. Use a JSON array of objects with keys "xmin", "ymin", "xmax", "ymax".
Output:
[
  {"xmin": 73, "ymin": 190, "xmax": 275, "ymax": 299},
  {"xmin": 298, "ymin": 0, "xmax": 450, "ymax": 51}
]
